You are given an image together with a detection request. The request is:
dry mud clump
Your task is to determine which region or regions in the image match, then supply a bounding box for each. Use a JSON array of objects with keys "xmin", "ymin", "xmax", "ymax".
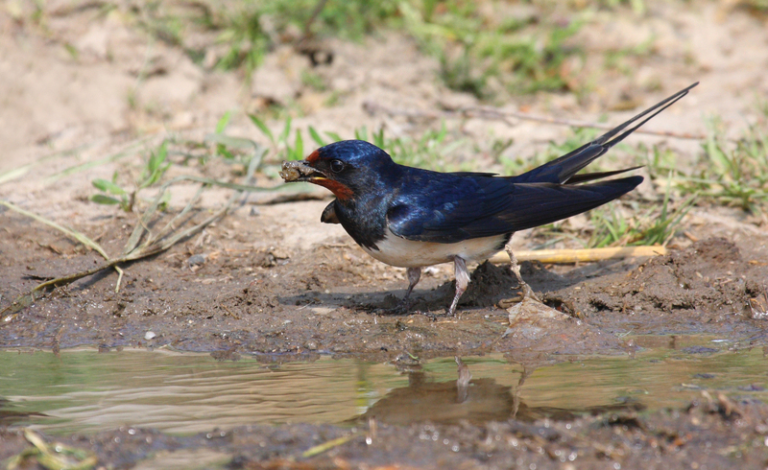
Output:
[{"xmin": 544, "ymin": 238, "xmax": 768, "ymax": 335}]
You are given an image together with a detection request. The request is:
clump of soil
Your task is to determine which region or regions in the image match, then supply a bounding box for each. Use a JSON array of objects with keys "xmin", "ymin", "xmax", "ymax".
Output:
[
  {"xmin": 433, "ymin": 261, "xmax": 521, "ymax": 308},
  {"xmin": 543, "ymin": 239, "xmax": 768, "ymax": 335}
]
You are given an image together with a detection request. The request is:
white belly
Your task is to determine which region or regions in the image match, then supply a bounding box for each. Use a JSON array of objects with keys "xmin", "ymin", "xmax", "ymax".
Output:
[{"xmin": 361, "ymin": 229, "xmax": 508, "ymax": 268}]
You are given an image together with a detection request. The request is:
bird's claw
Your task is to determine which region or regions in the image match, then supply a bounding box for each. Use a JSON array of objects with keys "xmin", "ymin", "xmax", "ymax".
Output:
[
  {"xmin": 378, "ymin": 297, "xmax": 413, "ymax": 315},
  {"xmin": 396, "ymin": 297, "xmax": 413, "ymax": 313},
  {"xmin": 519, "ymin": 282, "xmax": 541, "ymax": 303},
  {"xmin": 498, "ymin": 283, "xmax": 540, "ymax": 308}
]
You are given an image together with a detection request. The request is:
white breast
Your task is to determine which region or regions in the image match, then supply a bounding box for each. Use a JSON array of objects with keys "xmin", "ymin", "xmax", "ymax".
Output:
[{"xmin": 361, "ymin": 229, "xmax": 508, "ymax": 268}]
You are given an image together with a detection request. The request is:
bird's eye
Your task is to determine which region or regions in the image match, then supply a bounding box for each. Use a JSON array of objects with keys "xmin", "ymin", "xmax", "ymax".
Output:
[{"xmin": 330, "ymin": 160, "xmax": 345, "ymax": 173}]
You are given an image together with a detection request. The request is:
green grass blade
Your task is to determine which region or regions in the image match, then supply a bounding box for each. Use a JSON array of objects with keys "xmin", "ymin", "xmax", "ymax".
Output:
[
  {"xmin": 90, "ymin": 194, "xmax": 121, "ymax": 205},
  {"xmin": 279, "ymin": 117, "xmax": 292, "ymax": 144},
  {"xmin": 0, "ymin": 200, "xmax": 110, "ymax": 260},
  {"xmin": 92, "ymin": 178, "xmax": 127, "ymax": 195},
  {"xmin": 0, "ymin": 165, "xmax": 34, "ymax": 186},
  {"xmin": 294, "ymin": 129, "xmax": 304, "ymax": 160},
  {"xmin": 326, "ymin": 132, "xmax": 343, "ymax": 142},
  {"xmin": 216, "ymin": 111, "xmax": 233, "ymax": 134},
  {"xmin": 309, "ymin": 126, "xmax": 326, "ymax": 147},
  {"xmin": 248, "ymin": 114, "xmax": 274, "ymax": 143}
]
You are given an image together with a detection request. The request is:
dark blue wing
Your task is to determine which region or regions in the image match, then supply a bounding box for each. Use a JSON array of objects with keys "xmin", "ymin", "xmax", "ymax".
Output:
[{"xmin": 387, "ymin": 170, "xmax": 642, "ymax": 243}]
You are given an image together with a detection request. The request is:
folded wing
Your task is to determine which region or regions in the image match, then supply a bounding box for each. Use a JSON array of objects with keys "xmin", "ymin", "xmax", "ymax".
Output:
[{"xmin": 388, "ymin": 175, "xmax": 642, "ymax": 243}]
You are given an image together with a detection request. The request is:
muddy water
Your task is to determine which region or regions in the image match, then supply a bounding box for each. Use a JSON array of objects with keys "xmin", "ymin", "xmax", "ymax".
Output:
[{"xmin": 2, "ymin": 336, "xmax": 766, "ymax": 435}]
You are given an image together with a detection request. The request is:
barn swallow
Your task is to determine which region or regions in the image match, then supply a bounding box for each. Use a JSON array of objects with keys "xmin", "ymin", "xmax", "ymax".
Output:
[{"xmin": 281, "ymin": 83, "xmax": 698, "ymax": 316}]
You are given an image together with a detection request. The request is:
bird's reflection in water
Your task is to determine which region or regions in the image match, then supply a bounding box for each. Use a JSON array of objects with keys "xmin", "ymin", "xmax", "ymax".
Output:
[
  {"xmin": 0, "ymin": 397, "xmax": 46, "ymax": 426},
  {"xmin": 355, "ymin": 358, "xmax": 644, "ymax": 425}
]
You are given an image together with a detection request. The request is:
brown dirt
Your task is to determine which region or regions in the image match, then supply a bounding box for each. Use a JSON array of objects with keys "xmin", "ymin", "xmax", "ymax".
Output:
[
  {"xmin": 1, "ymin": 396, "xmax": 767, "ymax": 469},
  {"xmin": 4, "ymin": 212, "xmax": 765, "ymax": 360},
  {"xmin": 2, "ymin": 1, "xmax": 768, "ymax": 469}
]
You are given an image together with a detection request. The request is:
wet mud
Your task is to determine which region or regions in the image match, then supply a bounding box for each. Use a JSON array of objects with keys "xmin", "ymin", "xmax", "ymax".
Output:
[
  {"xmin": 2, "ymin": 215, "xmax": 766, "ymax": 359},
  {"xmin": 2, "ymin": 210, "xmax": 768, "ymax": 468},
  {"xmin": 1, "ymin": 394, "xmax": 767, "ymax": 469}
]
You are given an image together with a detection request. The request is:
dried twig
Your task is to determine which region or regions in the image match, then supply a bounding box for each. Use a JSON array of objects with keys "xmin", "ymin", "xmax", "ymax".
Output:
[
  {"xmin": 0, "ymin": 201, "xmax": 110, "ymax": 259},
  {"xmin": 0, "ymin": 147, "xmax": 268, "ymax": 319},
  {"xmin": 490, "ymin": 246, "xmax": 668, "ymax": 265},
  {"xmin": 5, "ymin": 429, "xmax": 98, "ymax": 470},
  {"xmin": 363, "ymin": 101, "xmax": 708, "ymax": 141},
  {"xmin": 301, "ymin": 434, "xmax": 356, "ymax": 459}
]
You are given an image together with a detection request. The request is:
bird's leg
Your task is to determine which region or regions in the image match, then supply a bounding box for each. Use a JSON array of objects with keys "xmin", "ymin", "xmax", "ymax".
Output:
[
  {"xmin": 448, "ymin": 256, "xmax": 470, "ymax": 317},
  {"xmin": 400, "ymin": 267, "xmax": 422, "ymax": 308},
  {"xmin": 384, "ymin": 268, "xmax": 421, "ymax": 315},
  {"xmin": 505, "ymin": 244, "xmax": 541, "ymax": 302}
]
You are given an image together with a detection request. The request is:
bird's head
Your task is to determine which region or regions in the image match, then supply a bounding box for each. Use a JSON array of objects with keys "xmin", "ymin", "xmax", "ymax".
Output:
[{"xmin": 280, "ymin": 140, "xmax": 398, "ymax": 201}]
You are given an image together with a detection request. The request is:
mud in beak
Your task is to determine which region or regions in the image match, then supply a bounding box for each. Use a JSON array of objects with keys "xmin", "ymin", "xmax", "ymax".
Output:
[{"xmin": 280, "ymin": 160, "xmax": 328, "ymax": 183}]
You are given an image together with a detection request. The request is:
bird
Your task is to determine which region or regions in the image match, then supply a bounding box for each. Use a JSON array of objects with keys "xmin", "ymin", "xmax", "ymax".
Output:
[{"xmin": 281, "ymin": 83, "xmax": 698, "ymax": 316}]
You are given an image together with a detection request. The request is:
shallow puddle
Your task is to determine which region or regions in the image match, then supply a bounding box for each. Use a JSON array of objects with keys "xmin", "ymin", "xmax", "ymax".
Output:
[{"xmin": 1, "ymin": 336, "xmax": 766, "ymax": 434}]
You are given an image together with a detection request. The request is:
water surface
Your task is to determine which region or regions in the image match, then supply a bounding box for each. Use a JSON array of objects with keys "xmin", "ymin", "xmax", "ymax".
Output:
[{"xmin": 1, "ymin": 337, "xmax": 765, "ymax": 434}]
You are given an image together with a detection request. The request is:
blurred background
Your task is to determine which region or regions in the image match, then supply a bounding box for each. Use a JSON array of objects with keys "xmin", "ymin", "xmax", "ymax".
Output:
[{"xmin": 1, "ymin": 0, "xmax": 766, "ymax": 245}]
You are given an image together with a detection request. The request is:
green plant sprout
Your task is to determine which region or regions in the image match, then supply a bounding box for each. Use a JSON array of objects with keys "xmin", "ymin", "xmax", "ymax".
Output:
[
  {"xmin": 588, "ymin": 175, "xmax": 695, "ymax": 248},
  {"xmin": 679, "ymin": 119, "xmax": 768, "ymax": 213},
  {"xmin": 250, "ymin": 114, "xmax": 465, "ymax": 170},
  {"xmin": 90, "ymin": 141, "xmax": 171, "ymax": 212},
  {"xmin": 249, "ymin": 115, "xmax": 306, "ymax": 161}
]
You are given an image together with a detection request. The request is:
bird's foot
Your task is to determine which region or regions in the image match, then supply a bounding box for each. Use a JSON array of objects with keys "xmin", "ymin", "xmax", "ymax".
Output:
[
  {"xmin": 498, "ymin": 282, "xmax": 541, "ymax": 308},
  {"xmin": 445, "ymin": 302, "xmax": 463, "ymax": 320},
  {"xmin": 504, "ymin": 246, "xmax": 541, "ymax": 304},
  {"xmin": 396, "ymin": 297, "xmax": 414, "ymax": 314},
  {"xmin": 380, "ymin": 267, "xmax": 423, "ymax": 315},
  {"xmin": 519, "ymin": 282, "xmax": 541, "ymax": 303},
  {"xmin": 379, "ymin": 296, "xmax": 414, "ymax": 315},
  {"xmin": 444, "ymin": 256, "xmax": 469, "ymax": 319}
]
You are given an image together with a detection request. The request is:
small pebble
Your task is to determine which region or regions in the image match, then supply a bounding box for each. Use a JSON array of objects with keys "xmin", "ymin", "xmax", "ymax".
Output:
[
  {"xmin": 144, "ymin": 331, "xmax": 156, "ymax": 340},
  {"xmin": 188, "ymin": 254, "xmax": 206, "ymax": 268},
  {"xmin": 311, "ymin": 307, "xmax": 335, "ymax": 315}
]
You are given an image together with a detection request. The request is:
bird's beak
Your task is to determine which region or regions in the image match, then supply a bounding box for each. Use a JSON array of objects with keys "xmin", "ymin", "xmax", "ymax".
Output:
[{"xmin": 280, "ymin": 160, "xmax": 328, "ymax": 183}]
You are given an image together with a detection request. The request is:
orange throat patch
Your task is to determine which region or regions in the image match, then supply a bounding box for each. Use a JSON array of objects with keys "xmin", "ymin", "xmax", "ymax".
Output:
[{"xmin": 311, "ymin": 177, "xmax": 354, "ymax": 200}]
